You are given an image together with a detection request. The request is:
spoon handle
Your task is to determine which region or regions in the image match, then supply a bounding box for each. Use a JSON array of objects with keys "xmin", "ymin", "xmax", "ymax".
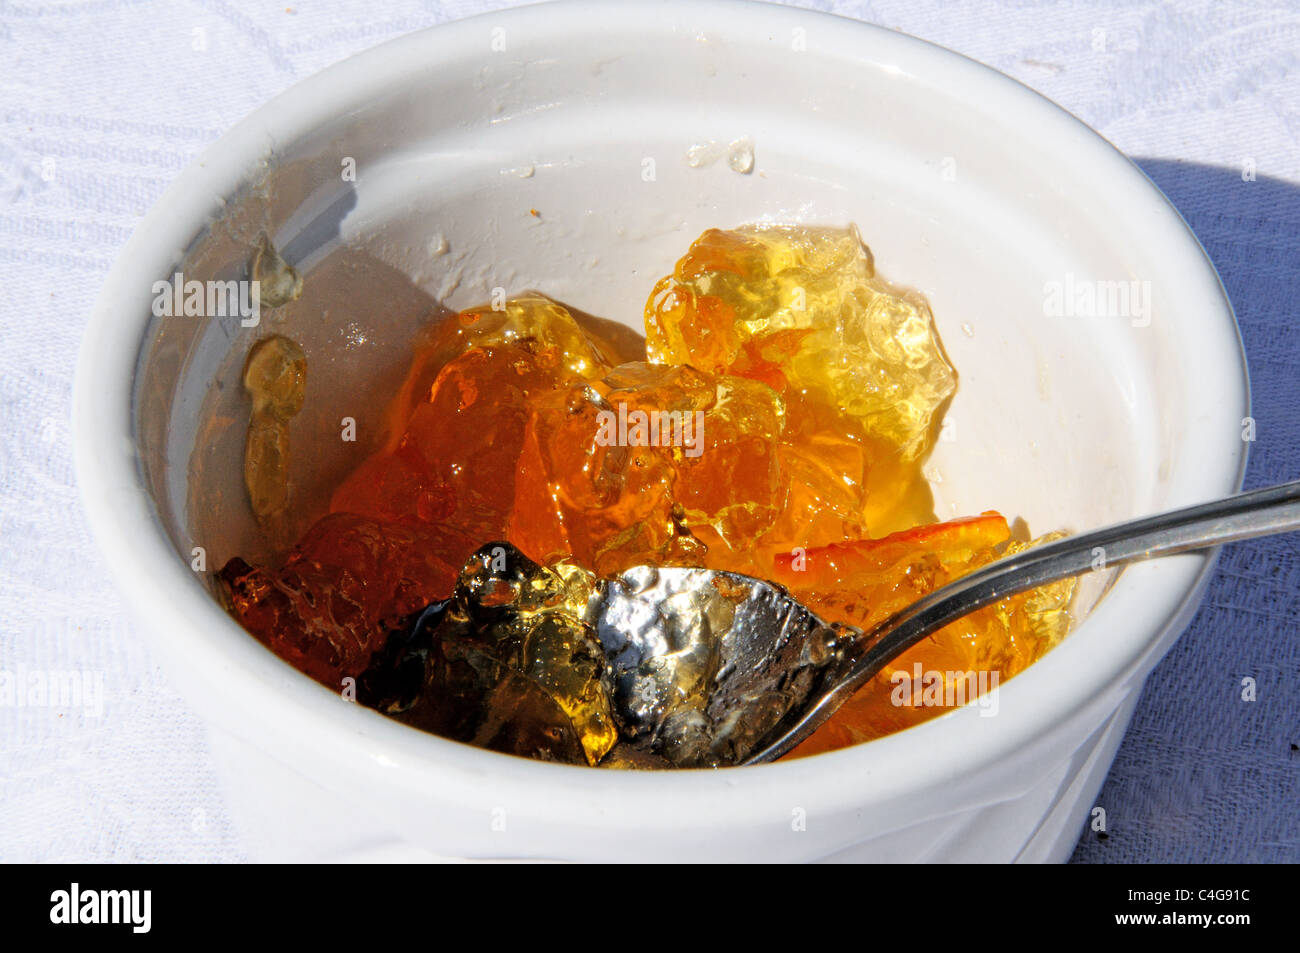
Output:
[{"xmin": 746, "ymin": 478, "xmax": 1300, "ymax": 763}]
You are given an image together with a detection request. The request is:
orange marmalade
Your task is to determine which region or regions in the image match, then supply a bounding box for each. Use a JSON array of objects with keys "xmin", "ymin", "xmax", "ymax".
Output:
[{"xmin": 219, "ymin": 225, "xmax": 1074, "ymax": 763}]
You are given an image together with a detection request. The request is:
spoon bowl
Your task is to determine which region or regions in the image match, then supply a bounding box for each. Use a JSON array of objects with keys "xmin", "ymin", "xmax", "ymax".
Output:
[{"xmin": 362, "ymin": 478, "xmax": 1299, "ymax": 768}]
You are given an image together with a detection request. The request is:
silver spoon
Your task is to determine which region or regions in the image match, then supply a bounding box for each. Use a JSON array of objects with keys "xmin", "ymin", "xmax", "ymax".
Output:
[
  {"xmin": 731, "ymin": 477, "xmax": 1300, "ymax": 765},
  {"xmin": 369, "ymin": 479, "xmax": 1300, "ymax": 769}
]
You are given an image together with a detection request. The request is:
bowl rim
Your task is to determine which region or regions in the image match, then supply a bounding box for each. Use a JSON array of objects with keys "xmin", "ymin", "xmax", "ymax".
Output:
[{"xmin": 73, "ymin": 0, "xmax": 1249, "ymax": 838}]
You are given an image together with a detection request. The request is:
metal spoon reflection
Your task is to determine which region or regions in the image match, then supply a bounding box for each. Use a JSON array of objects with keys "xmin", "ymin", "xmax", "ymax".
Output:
[
  {"xmin": 737, "ymin": 478, "xmax": 1300, "ymax": 764},
  {"xmin": 364, "ymin": 479, "xmax": 1300, "ymax": 768}
]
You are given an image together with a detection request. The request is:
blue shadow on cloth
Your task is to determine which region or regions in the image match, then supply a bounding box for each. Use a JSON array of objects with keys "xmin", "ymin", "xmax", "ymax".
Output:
[{"xmin": 1069, "ymin": 159, "xmax": 1300, "ymax": 863}]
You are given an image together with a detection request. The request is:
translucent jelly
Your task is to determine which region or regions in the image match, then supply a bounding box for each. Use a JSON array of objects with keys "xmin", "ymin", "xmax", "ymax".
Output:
[
  {"xmin": 647, "ymin": 225, "xmax": 955, "ymax": 546},
  {"xmin": 646, "ymin": 226, "xmax": 954, "ymax": 459},
  {"xmin": 241, "ymin": 334, "xmax": 307, "ymax": 520},
  {"xmin": 330, "ymin": 294, "xmax": 643, "ymax": 560},
  {"xmin": 218, "ymin": 226, "xmax": 1076, "ymax": 766},
  {"xmin": 219, "ymin": 513, "xmax": 472, "ymax": 686},
  {"xmin": 511, "ymin": 362, "xmax": 786, "ymax": 576},
  {"xmin": 771, "ymin": 514, "xmax": 1075, "ymax": 755},
  {"xmin": 388, "ymin": 547, "xmax": 619, "ymax": 767}
]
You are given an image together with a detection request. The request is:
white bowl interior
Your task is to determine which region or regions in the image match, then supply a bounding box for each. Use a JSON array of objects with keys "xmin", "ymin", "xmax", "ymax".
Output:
[{"xmin": 146, "ymin": 9, "xmax": 1225, "ymax": 596}]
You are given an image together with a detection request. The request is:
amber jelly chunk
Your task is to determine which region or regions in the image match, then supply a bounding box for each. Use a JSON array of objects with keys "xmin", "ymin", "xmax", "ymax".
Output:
[{"xmin": 242, "ymin": 334, "xmax": 308, "ymax": 520}]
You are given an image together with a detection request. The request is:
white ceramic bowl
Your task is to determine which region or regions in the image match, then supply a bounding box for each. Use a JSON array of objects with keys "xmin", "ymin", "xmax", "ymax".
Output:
[{"xmin": 74, "ymin": 0, "xmax": 1247, "ymax": 861}]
